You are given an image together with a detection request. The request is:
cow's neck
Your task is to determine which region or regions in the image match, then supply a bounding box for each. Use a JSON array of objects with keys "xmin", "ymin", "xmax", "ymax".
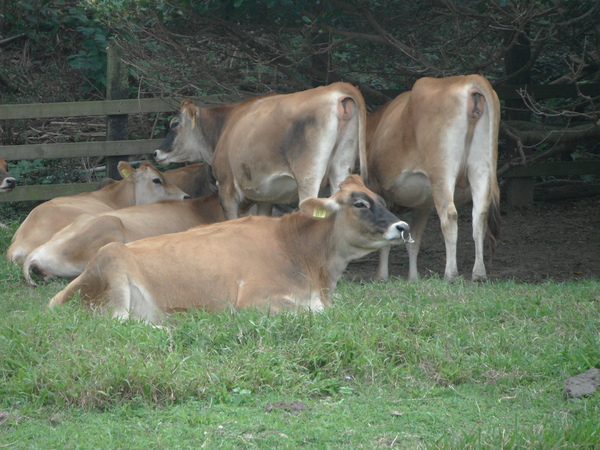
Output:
[
  {"xmin": 95, "ymin": 178, "xmax": 135, "ymax": 208},
  {"xmin": 200, "ymin": 105, "xmax": 236, "ymax": 164},
  {"xmin": 277, "ymin": 214, "xmax": 347, "ymax": 302}
]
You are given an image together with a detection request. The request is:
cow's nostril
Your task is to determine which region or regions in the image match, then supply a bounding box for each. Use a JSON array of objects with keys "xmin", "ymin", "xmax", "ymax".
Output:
[{"xmin": 396, "ymin": 223, "xmax": 408, "ymax": 232}]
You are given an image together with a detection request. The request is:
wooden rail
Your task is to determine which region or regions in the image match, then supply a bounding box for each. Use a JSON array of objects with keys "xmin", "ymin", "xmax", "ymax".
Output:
[
  {"xmin": 1, "ymin": 69, "xmax": 598, "ymax": 206},
  {"xmin": 0, "ymin": 94, "xmax": 247, "ymax": 204},
  {"xmin": 503, "ymin": 161, "xmax": 600, "ymax": 207}
]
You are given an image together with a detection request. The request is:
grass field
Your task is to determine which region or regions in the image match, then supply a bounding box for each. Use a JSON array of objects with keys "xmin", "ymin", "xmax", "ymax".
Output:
[{"xmin": 1, "ymin": 221, "xmax": 599, "ymax": 448}]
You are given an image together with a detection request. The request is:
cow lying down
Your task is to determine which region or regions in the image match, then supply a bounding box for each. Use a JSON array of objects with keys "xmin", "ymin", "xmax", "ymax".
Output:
[
  {"xmin": 0, "ymin": 157, "xmax": 16, "ymax": 229},
  {"xmin": 7, "ymin": 161, "xmax": 189, "ymax": 264},
  {"xmin": 0, "ymin": 157, "xmax": 16, "ymax": 194},
  {"xmin": 24, "ymin": 195, "xmax": 224, "ymax": 285},
  {"xmin": 49, "ymin": 175, "xmax": 411, "ymax": 324}
]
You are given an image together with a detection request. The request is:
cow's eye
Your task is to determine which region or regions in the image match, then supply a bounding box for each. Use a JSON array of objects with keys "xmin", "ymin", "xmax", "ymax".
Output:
[
  {"xmin": 152, "ymin": 178, "xmax": 163, "ymax": 184},
  {"xmin": 353, "ymin": 199, "xmax": 369, "ymax": 209},
  {"xmin": 170, "ymin": 120, "xmax": 179, "ymax": 129}
]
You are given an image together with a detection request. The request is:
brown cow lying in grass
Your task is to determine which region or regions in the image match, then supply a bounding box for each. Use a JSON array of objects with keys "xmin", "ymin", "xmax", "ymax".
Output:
[
  {"xmin": 49, "ymin": 175, "xmax": 411, "ymax": 324},
  {"xmin": 6, "ymin": 161, "xmax": 189, "ymax": 264},
  {"xmin": 0, "ymin": 157, "xmax": 16, "ymax": 195},
  {"xmin": 0, "ymin": 156, "xmax": 16, "ymax": 229},
  {"xmin": 24, "ymin": 195, "xmax": 224, "ymax": 285}
]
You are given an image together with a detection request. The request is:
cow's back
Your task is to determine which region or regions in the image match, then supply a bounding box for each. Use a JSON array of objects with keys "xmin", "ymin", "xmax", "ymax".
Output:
[
  {"xmin": 127, "ymin": 217, "xmax": 297, "ymax": 312},
  {"xmin": 7, "ymin": 192, "xmax": 119, "ymax": 263},
  {"xmin": 53, "ymin": 216, "xmax": 305, "ymax": 317},
  {"xmin": 25, "ymin": 196, "xmax": 225, "ymax": 283}
]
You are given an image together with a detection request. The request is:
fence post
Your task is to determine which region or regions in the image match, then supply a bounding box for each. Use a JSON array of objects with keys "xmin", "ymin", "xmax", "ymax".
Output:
[{"xmin": 106, "ymin": 41, "xmax": 128, "ymax": 179}]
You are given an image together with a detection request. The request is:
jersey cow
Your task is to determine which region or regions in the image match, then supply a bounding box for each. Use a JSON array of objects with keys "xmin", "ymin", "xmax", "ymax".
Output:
[
  {"xmin": 161, "ymin": 163, "xmax": 217, "ymax": 198},
  {"xmin": 367, "ymin": 74, "xmax": 501, "ymax": 282},
  {"xmin": 49, "ymin": 175, "xmax": 411, "ymax": 324},
  {"xmin": 96, "ymin": 163, "xmax": 217, "ymax": 199},
  {"xmin": 23, "ymin": 195, "xmax": 224, "ymax": 285},
  {"xmin": 154, "ymin": 82, "xmax": 367, "ymax": 219},
  {"xmin": 7, "ymin": 161, "xmax": 189, "ymax": 264},
  {"xmin": 0, "ymin": 157, "xmax": 16, "ymax": 194}
]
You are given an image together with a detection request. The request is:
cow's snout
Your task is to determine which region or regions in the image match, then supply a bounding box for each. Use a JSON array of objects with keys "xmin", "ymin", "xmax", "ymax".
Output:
[
  {"xmin": 153, "ymin": 150, "xmax": 159, "ymax": 159},
  {"xmin": 4, "ymin": 177, "xmax": 15, "ymax": 188},
  {"xmin": 384, "ymin": 220, "xmax": 413, "ymax": 242},
  {"xmin": 395, "ymin": 222, "xmax": 414, "ymax": 243}
]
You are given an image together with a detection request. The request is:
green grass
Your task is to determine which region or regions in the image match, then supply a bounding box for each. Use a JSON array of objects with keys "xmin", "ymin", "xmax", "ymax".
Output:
[{"xmin": 1, "ymin": 221, "xmax": 599, "ymax": 448}]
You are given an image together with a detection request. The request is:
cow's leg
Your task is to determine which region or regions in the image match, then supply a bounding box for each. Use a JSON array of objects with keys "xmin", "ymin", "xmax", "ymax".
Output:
[
  {"xmin": 328, "ymin": 112, "xmax": 359, "ymax": 194},
  {"xmin": 375, "ymin": 246, "xmax": 392, "ymax": 281},
  {"xmin": 295, "ymin": 121, "xmax": 338, "ymax": 202},
  {"xmin": 107, "ymin": 283, "xmax": 132, "ymax": 321},
  {"xmin": 255, "ymin": 202, "xmax": 273, "ymax": 216},
  {"xmin": 218, "ymin": 181, "xmax": 241, "ymax": 220},
  {"xmin": 468, "ymin": 166, "xmax": 494, "ymax": 282},
  {"xmin": 431, "ymin": 183, "xmax": 460, "ymax": 281},
  {"xmin": 405, "ymin": 207, "xmax": 431, "ymax": 281},
  {"xmin": 375, "ymin": 207, "xmax": 430, "ymax": 281}
]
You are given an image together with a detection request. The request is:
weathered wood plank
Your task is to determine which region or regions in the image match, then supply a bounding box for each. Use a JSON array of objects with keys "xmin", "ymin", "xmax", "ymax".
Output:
[
  {"xmin": 503, "ymin": 161, "xmax": 600, "ymax": 178},
  {"xmin": 106, "ymin": 42, "xmax": 130, "ymax": 179},
  {"xmin": 494, "ymin": 83, "xmax": 600, "ymax": 101},
  {"xmin": 381, "ymin": 83, "xmax": 600, "ymax": 102},
  {"xmin": 0, "ymin": 94, "xmax": 250, "ymax": 120},
  {"xmin": 0, "ymin": 139, "xmax": 161, "ymax": 161},
  {"xmin": 0, "ymin": 183, "xmax": 97, "ymax": 203}
]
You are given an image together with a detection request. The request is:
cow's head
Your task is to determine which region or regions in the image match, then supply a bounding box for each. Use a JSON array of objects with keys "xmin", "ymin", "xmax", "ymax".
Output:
[
  {"xmin": 299, "ymin": 174, "xmax": 412, "ymax": 253},
  {"xmin": 118, "ymin": 161, "xmax": 190, "ymax": 205},
  {"xmin": 0, "ymin": 157, "xmax": 16, "ymax": 194},
  {"xmin": 154, "ymin": 100, "xmax": 212, "ymax": 166}
]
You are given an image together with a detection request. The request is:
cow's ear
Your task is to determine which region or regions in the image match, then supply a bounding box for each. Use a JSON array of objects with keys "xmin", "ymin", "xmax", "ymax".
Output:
[
  {"xmin": 299, "ymin": 197, "xmax": 339, "ymax": 219},
  {"xmin": 181, "ymin": 100, "xmax": 198, "ymax": 129},
  {"xmin": 117, "ymin": 161, "xmax": 135, "ymax": 179}
]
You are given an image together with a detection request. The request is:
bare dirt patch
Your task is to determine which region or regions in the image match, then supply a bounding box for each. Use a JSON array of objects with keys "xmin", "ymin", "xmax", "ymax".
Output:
[{"xmin": 344, "ymin": 192, "xmax": 600, "ymax": 284}]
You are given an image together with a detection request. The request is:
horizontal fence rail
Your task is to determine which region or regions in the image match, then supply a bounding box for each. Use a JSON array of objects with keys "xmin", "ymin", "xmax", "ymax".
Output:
[
  {"xmin": 1, "ymin": 88, "xmax": 599, "ymax": 206},
  {"xmin": 0, "ymin": 94, "xmax": 249, "ymax": 204}
]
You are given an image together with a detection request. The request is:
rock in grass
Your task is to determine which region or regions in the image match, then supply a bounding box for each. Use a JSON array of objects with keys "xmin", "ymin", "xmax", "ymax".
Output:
[{"xmin": 563, "ymin": 368, "xmax": 600, "ymax": 399}]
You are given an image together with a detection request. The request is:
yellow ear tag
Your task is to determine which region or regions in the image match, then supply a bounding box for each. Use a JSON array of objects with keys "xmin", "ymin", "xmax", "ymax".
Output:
[
  {"xmin": 313, "ymin": 208, "xmax": 327, "ymax": 219},
  {"xmin": 191, "ymin": 115, "xmax": 196, "ymax": 130},
  {"xmin": 119, "ymin": 168, "xmax": 130, "ymax": 179}
]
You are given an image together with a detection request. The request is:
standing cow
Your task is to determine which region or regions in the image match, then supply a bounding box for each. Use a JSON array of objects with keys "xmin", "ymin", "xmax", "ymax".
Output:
[
  {"xmin": 6, "ymin": 161, "xmax": 189, "ymax": 264},
  {"xmin": 154, "ymin": 82, "xmax": 367, "ymax": 219},
  {"xmin": 367, "ymin": 74, "xmax": 501, "ymax": 282},
  {"xmin": 0, "ymin": 157, "xmax": 16, "ymax": 194},
  {"xmin": 49, "ymin": 175, "xmax": 411, "ymax": 324}
]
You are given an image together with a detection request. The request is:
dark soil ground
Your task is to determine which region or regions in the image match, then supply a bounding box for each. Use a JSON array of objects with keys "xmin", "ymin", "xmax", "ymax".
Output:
[{"xmin": 344, "ymin": 188, "xmax": 600, "ymax": 284}]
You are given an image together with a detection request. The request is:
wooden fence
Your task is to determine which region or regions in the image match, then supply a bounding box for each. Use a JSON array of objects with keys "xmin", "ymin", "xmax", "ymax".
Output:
[
  {"xmin": 1, "ymin": 62, "xmax": 599, "ymax": 207},
  {"xmin": 0, "ymin": 94, "xmax": 246, "ymax": 204}
]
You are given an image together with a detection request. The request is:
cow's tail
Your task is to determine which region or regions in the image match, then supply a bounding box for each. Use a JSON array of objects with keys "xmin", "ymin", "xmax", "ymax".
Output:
[
  {"xmin": 356, "ymin": 90, "xmax": 368, "ymax": 186},
  {"xmin": 487, "ymin": 191, "xmax": 501, "ymax": 264},
  {"xmin": 342, "ymin": 84, "xmax": 368, "ymax": 186},
  {"xmin": 47, "ymin": 261, "xmax": 100, "ymax": 309},
  {"xmin": 22, "ymin": 254, "xmax": 39, "ymax": 287},
  {"xmin": 477, "ymin": 76, "xmax": 502, "ymax": 265}
]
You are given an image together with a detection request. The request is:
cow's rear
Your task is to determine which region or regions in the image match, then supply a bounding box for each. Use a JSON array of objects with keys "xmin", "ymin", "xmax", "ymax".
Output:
[{"xmin": 367, "ymin": 74, "xmax": 501, "ymax": 282}]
